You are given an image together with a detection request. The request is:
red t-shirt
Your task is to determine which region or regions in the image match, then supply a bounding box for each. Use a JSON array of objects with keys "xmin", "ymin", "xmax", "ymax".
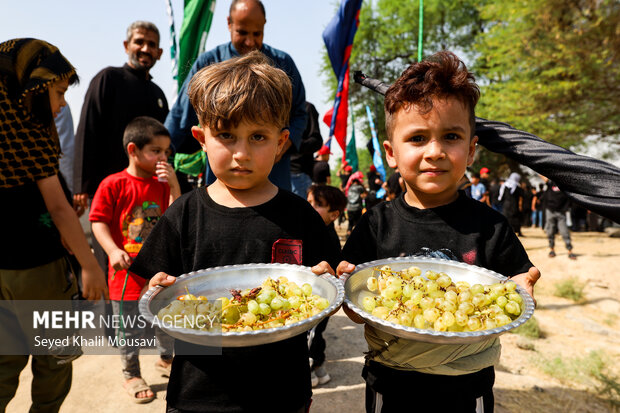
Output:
[{"xmin": 90, "ymin": 169, "xmax": 170, "ymax": 300}]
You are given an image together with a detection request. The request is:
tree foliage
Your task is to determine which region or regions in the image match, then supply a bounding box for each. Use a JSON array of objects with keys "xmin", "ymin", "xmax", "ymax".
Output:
[
  {"xmin": 320, "ymin": 0, "xmax": 620, "ymax": 176},
  {"xmin": 474, "ymin": 0, "xmax": 620, "ymax": 152}
]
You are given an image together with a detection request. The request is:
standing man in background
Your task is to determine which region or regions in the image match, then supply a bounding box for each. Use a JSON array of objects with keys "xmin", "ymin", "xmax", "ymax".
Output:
[
  {"xmin": 73, "ymin": 21, "xmax": 168, "ymax": 208},
  {"xmin": 290, "ymin": 102, "xmax": 323, "ymax": 197},
  {"xmin": 165, "ymin": 0, "xmax": 307, "ymax": 190},
  {"xmin": 73, "ymin": 21, "xmax": 169, "ymax": 270}
]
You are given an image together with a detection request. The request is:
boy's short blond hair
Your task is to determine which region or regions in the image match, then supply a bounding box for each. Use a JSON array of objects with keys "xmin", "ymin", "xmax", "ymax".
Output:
[{"xmin": 188, "ymin": 51, "xmax": 291, "ymax": 130}]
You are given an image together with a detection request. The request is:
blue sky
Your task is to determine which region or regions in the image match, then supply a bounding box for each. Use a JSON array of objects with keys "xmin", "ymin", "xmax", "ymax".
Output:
[{"xmin": 1, "ymin": 0, "xmax": 349, "ymax": 157}]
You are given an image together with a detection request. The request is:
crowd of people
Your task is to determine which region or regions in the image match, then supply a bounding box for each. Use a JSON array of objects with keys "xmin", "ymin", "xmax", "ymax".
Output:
[{"xmin": 1, "ymin": 0, "xmax": 619, "ymax": 412}]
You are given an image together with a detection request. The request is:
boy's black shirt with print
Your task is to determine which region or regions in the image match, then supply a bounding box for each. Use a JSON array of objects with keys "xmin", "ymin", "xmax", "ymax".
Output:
[{"xmin": 130, "ymin": 188, "xmax": 341, "ymax": 413}]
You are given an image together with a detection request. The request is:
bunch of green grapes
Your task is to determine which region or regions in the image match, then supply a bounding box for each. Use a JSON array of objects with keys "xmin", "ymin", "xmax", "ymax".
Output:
[
  {"xmin": 157, "ymin": 277, "xmax": 330, "ymax": 332},
  {"xmin": 360, "ymin": 265, "xmax": 524, "ymax": 332}
]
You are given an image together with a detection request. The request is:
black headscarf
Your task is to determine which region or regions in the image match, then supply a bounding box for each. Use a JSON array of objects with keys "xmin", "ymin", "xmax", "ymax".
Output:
[{"xmin": 0, "ymin": 38, "xmax": 77, "ymax": 188}]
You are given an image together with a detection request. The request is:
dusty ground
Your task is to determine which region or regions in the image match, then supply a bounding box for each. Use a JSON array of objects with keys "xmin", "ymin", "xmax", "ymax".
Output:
[{"xmin": 6, "ymin": 226, "xmax": 620, "ymax": 412}]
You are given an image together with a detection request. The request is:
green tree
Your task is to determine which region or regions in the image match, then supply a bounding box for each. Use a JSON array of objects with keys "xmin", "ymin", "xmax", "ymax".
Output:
[
  {"xmin": 474, "ymin": 0, "xmax": 620, "ymax": 152},
  {"xmin": 321, "ymin": 0, "xmax": 485, "ymax": 169}
]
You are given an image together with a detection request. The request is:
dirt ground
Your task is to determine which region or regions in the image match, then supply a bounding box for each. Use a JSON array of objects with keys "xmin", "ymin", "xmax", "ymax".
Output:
[{"xmin": 6, "ymin": 226, "xmax": 620, "ymax": 412}]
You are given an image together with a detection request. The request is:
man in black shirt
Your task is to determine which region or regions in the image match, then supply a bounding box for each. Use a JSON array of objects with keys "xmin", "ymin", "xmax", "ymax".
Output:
[
  {"xmin": 73, "ymin": 21, "xmax": 168, "ymax": 204},
  {"xmin": 290, "ymin": 102, "xmax": 323, "ymax": 197},
  {"xmin": 312, "ymin": 145, "xmax": 332, "ymax": 185},
  {"xmin": 543, "ymin": 180, "xmax": 577, "ymax": 259}
]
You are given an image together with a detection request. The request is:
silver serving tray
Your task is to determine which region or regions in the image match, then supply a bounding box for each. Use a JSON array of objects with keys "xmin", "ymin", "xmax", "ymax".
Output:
[
  {"xmin": 344, "ymin": 257, "xmax": 535, "ymax": 344},
  {"xmin": 139, "ymin": 263, "xmax": 344, "ymax": 347}
]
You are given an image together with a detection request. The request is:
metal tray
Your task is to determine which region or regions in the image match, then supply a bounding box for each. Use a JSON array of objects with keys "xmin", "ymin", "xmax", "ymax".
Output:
[
  {"xmin": 344, "ymin": 257, "xmax": 535, "ymax": 344},
  {"xmin": 139, "ymin": 263, "xmax": 344, "ymax": 347}
]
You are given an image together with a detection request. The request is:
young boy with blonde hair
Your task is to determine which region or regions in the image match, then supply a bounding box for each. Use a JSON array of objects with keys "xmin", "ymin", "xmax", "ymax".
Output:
[
  {"xmin": 337, "ymin": 51, "xmax": 541, "ymax": 412},
  {"xmin": 130, "ymin": 51, "xmax": 340, "ymax": 412}
]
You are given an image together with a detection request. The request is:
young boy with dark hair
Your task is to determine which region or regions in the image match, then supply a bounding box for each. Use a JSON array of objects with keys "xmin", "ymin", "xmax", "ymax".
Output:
[
  {"xmin": 306, "ymin": 184, "xmax": 346, "ymax": 386},
  {"xmin": 129, "ymin": 51, "xmax": 340, "ymax": 413},
  {"xmin": 90, "ymin": 116, "xmax": 180, "ymax": 403},
  {"xmin": 337, "ymin": 51, "xmax": 541, "ymax": 412}
]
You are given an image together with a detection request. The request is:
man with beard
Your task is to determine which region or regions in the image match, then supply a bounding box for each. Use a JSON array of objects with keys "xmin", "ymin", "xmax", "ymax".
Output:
[
  {"xmin": 73, "ymin": 21, "xmax": 168, "ymax": 207},
  {"xmin": 165, "ymin": 0, "xmax": 306, "ymax": 191}
]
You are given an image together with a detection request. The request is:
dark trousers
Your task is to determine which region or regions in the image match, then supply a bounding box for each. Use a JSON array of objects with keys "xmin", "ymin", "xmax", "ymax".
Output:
[
  {"xmin": 363, "ymin": 361, "xmax": 495, "ymax": 413},
  {"xmin": 308, "ymin": 318, "xmax": 329, "ymax": 367}
]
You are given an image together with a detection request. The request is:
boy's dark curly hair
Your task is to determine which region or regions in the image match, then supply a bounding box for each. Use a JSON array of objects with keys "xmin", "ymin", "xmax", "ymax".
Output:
[{"xmin": 384, "ymin": 51, "xmax": 479, "ymax": 140}]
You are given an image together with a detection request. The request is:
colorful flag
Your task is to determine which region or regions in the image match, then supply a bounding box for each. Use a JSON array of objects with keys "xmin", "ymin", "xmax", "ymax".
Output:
[
  {"xmin": 322, "ymin": 0, "xmax": 363, "ymax": 154},
  {"xmin": 165, "ymin": 0, "xmax": 178, "ymax": 86},
  {"xmin": 365, "ymin": 105, "xmax": 386, "ymax": 198},
  {"xmin": 346, "ymin": 113, "xmax": 359, "ymax": 172},
  {"xmin": 176, "ymin": 0, "xmax": 217, "ymax": 90}
]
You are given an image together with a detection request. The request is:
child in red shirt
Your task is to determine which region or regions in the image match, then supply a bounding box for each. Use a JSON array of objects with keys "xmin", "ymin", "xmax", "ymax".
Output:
[{"xmin": 90, "ymin": 116, "xmax": 180, "ymax": 403}]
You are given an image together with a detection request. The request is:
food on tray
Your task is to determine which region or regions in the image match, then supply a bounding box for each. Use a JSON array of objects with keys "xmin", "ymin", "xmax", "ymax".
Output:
[
  {"xmin": 156, "ymin": 277, "xmax": 330, "ymax": 332},
  {"xmin": 359, "ymin": 265, "xmax": 523, "ymax": 332}
]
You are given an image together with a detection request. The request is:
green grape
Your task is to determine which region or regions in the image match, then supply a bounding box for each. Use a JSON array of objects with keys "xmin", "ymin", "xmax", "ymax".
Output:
[
  {"xmin": 288, "ymin": 296, "xmax": 301, "ymax": 309},
  {"xmin": 281, "ymin": 298, "xmax": 292, "ymax": 311},
  {"xmin": 508, "ymin": 292, "xmax": 523, "ymax": 304},
  {"xmin": 270, "ymin": 297, "xmax": 284, "ymax": 311},
  {"xmin": 458, "ymin": 290, "xmax": 473, "ymax": 303},
  {"xmin": 490, "ymin": 283, "xmax": 505, "ymax": 295},
  {"xmin": 157, "ymin": 308, "xmax": 170, "ymax": 321},
  {"xmin": 256, "ymin": 290, "xmax": 276, "ymax": 304},
  {"xmin": 168, "ymin": 301, "xmax": 184, "ymax": 315},
  {"xmin": 434, "ymin": 317, "xmax": 447, "ymax": 331},
  {"xmin": 411, "ymin": 275, "xmax": 426, "ymax": 289},
  {"xmin": 455, "ymin": 281, "xmax": 471, "ymax": 292},
  {"xmin": 495, "ymin": 314, "xmax": 512, "ymax": 326},
  {"xmin": 484, "ymin": 318, "xmax": 497, "ymax": 330},
  {"xmin": 426, "ymin": 280, "xmax": 439, "ymax": 293},
  {"xmin": 216, "ymin": 297, "xmax": 230, "ymax": 308},
  {"xmin": 247, "ymin": 300, "xmax": 260, "ymax": 315},
  {"xmin": 425, "ymin": 270, "xmax": 439, "ymax": 280},
  {"xmin": 505, "ymin": 281, "xmax": 518, "ymax": 292},
  {"xmin": 382, "ymin": 298, "xmax": 397, "ymax": 309},
  {"xmin": 467, "ymin": 316, "xmax": 482, "ymax": 331},
  {"xmin": 429, "ymin": 290, "xmax": 445, "ymax": 299},
  {"xmin": 454, "ymin": 310, "xmax": 468, "ymax": 326},
  {"xmin": 495, "ymin": 295, "xmax": 508, "ymax": 308},
  {"xmin": 423, "ymin": 308, "xmax": 440, "ymax": 323},
  {"xmin": 420, "ymin": 297, "xmax": 435, "ymax": 310},
  {"xmin": 362, "ymin": 296, "xmax": 376, "ymax": 312},
  {"xmin": 442, "ymin": 312, "xmax": 456, "ymax": 328},
  {"xmin": 221, "ymin": 307, "xmax": 240, "ymax": 324},
  {"xmin": 384, "ymin": 285, "xmax": 402, "ymax": 300},
  {"xmin": 406, "ymin": 266, "xmax": 422, "ymax": 278},
  {"xmin": 505, "ymin": 301, "xmax": 521, "ymax": 315},
  {"xmin": 367, "ymin": 277, "xmax": 378, "ymax": 292},
  {"xmin": 409, "ymin": 290, "xmax": 424, "ymax": 305},
  {"xmin": 316, "ymin": 297, "xmax": 329, "ymax": 310},
  {"xmin": 439, "ymin": 300, "xmax": 457, "ymax": 313},
  {"xmin": 444, "ymin": 290, "xmax": 458, "ymax": 303},
  {"xmin": 437, "ymin": 274, "xmax": 452, "ymax": 289},
  {"xmin": 472, "ymin": 293, "xmax": 488, "ymax": 308},
  {"xmin": 414, "ymin": 314, "xmax": 428, "ymax": 329},
  {"xmin": 259, "ymin": 303, "xmax": 271, "ymax": 315},
  {"xmin": 301, "ymin": 283, "xmax": 313, "ymax": 296},
  {"xmin": 398, "ymin": 311, "xmax": 414, "ymax": 327},
  {"xmin": 470, "ymin": 284, "xmax": 484, "ymax": 295},
  {"xmin": 458, "ymin": 301, "xmax": 475, "ymax": 315},
  {"xmin": 386, "ymin": 276, "xmax": 401, "ymax": 288},
  {"xmin": 240, "ymin": 312, "xmax": 257, "ymax": 326},
  {"xmin": 372, "ymin": 306, "xmax": 390, "ymax": 320},
  {"xmin": 402, "ymin": 283, "xmax": 415, "ymax": 298}
]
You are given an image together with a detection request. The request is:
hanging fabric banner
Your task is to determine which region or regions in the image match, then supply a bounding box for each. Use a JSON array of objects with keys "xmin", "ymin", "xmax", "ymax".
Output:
[
  {"xmin": 365, "ymin": 105, "xmax": 386, "ymax": 198},
  {"xmin": 322, "ymin": 0, "xmax": 363, "ymax": 154}
]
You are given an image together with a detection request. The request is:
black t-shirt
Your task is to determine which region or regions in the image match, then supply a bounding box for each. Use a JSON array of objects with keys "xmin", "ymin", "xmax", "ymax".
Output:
[
  {"xmin": 0, "ymin": 183, "xmax": 65, "ymax": 269},
  {"xmin": 386, "ymin": 172, "xmax": 403, "ymax": 197},
  {"xmin": 343, "ymin": 192, "xmax": 532, "ymax": 277},
  {"xmin": 544, "ymin": 181, "xmax": 570, "ymax": 213},
  {"xmin": 367, "ymin": 170, "xmax": 382, "ymax": 191},
  {"xmin": 130, "ymin": 188, "xmax": 341, "ymax": 412},
  {"xmin": 312, "ymin": 160, "xmax": 330, "ymax": 184}
]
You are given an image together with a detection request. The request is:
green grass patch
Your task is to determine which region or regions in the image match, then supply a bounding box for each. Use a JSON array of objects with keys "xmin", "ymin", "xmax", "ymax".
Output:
[
  {"xmin": 537, "ymin": 350, "xmax": 620, "ymax": 407},
  {"xmin": 510, "ymin": 316, "xmax": 541, "ymax": 339},
  {"xmin": 553, "ymin": 277, "xmax": 585, "ymax": 301}
]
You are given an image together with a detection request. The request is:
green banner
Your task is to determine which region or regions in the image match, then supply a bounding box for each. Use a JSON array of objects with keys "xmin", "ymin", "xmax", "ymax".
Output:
[
  {"xmin": 177, "ymin": 0, "xmax": 216, "ymax": 90},
  {"xmin": 345, "ymin": 114, "xmax": 359, "ymax": 172}
]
